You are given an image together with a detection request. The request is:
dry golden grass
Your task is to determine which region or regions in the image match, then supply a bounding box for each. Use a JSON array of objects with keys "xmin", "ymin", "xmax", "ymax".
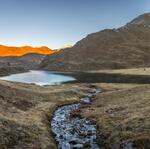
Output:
[
  {"xmin": 0, "ymin": 80, "xmax": 91, "ymax": 149},
  {"xmin": 90, "ymin": 67, "xmax": 150, "ymax": 76},
  {"xmin": 80, "ymin": 83, "xmax": 150, "ymax": 148}
]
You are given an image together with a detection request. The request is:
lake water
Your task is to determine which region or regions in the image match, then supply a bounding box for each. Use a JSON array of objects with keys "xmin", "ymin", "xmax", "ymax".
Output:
[
  {"xmin": 0, "ymin": 70, "xmax": 148, "ymax": 85},
  {"xmin": 0, "ymin": 70, "xmax": 76, "ymax": 85}
]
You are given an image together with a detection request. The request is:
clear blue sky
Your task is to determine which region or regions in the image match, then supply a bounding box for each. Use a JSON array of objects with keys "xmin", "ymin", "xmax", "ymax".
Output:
[{"xmin": 0, "ymin": 0, "xmax": 149, "ymax": 49}]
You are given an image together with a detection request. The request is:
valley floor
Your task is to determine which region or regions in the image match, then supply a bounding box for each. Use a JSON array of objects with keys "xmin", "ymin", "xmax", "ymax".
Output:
[{"xmin": 0, "ymin": 68, "xmax": 150, "ymax": 148}]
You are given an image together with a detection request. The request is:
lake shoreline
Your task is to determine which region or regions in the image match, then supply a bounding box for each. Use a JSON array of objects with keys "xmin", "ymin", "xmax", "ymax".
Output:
[{"xmin": 0, "ymin": 66, "xmax": 28, "ymax": 77}]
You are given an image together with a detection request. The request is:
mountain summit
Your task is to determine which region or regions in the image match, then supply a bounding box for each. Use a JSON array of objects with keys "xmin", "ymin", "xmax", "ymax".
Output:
[
  {"xmin": 128, "ymin": 13, "xmax": 150, "ymax": 26},
  {"xmin": 0, "ymin": 45, "xmax": 56, "ymax": 57},
  {"xmin": 41, "ymin": 13, "xmax": 150, "ymax": 71}
]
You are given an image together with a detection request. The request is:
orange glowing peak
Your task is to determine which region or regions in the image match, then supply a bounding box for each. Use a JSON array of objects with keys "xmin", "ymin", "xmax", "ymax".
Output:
[{"xmin": 0, "ymin": 45, "xmax": 57, "ymax": 57}]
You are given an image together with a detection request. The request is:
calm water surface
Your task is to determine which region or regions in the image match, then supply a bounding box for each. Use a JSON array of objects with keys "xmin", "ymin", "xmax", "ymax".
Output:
[
  {"xmin": 1, "ymin": 70, "xmax": 148, "ymax": 85},
  {"xmin": 0, "ymin": 70, "xmax": 76, "ymax": 85}
]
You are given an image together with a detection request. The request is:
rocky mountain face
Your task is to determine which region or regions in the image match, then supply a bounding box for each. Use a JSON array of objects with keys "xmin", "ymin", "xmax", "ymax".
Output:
[
  {"xmin": 0, "ymin": 53, "xmax": 46, "ymax": 69},
  {"xmin": 0, "ymin": 54, "xmax": 45, "ymax": 69},
  {"xmin": 40, "ymin": 13, "xmax": 150, "ymax": 71},
  {"xmin": 0, "ymin": 53, "xmax": 49, "ymax": 76}
]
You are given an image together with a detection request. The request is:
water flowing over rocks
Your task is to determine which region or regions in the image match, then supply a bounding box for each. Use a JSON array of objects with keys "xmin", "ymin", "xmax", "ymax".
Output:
[{"xmin": 51, "ymin": 88, "xmax": 101, "ymax": 149}]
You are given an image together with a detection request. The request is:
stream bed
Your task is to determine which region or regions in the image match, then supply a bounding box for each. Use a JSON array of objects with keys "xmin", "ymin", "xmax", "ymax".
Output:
[{"xmin": 51, "ymin": 88, "xmax": 101, "ymax": 149}]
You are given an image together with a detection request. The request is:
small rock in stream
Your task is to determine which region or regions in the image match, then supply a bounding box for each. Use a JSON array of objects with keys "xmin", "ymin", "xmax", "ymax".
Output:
[
  {"xmin": 80, "ymin": 97, "xmax": 91, "ymax": 104},
  {"xmin": 72, "ymin": 144, "xmax": 83, "ymax": 149}
]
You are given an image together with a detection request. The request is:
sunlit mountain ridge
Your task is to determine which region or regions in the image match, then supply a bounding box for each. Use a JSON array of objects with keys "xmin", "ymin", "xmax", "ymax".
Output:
[{"xmin": 0, "ymin": 45, "xmax": 57, "ymax": 57}]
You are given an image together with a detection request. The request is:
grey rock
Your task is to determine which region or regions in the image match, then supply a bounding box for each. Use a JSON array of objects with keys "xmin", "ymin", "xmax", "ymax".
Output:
[{"xmin": 80, "ymin": 97, "xmax": 91, "ymax": 104}]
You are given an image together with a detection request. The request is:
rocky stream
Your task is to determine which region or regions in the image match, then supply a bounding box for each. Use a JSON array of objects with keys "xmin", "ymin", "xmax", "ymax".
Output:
[{"xmin": 51, "ymin": 88, "xmax": 101, "ymax": 149}]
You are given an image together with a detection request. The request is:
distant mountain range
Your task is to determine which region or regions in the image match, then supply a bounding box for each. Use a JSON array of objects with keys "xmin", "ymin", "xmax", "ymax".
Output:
[
  {"xmin": 0, "ymin": 45, "xmax": 56, "ymax": 57},
  {"xmin": 40, "ymin": 13, "xmax": 150, "ymax": 71},
  {"xmin": 0, "ymin": 45, "xmax": 58, "ymax": 75}
]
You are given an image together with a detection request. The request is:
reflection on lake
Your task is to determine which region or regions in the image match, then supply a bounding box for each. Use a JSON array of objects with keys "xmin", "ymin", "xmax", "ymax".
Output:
[
  {"xmin": 0, "ymin": 70, "xmax": 76, "ymax": 85},
  {"xmin": 0, "ymin": 70, "xmax": 150, "ymax": 85}
]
